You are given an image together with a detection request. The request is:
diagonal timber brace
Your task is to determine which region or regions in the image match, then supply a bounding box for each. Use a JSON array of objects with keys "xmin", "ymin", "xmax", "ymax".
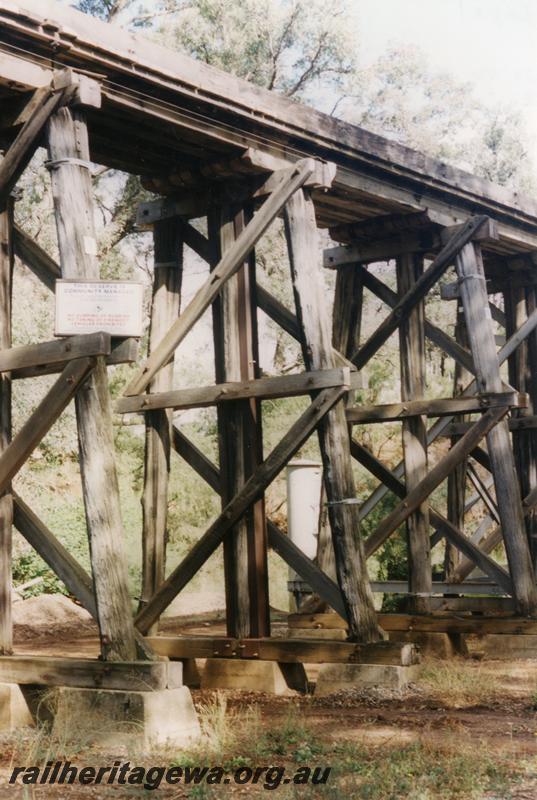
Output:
[
  {"xmin": 0, "ymin": 358, "xmax": 94, "ymax": 495},
  {"xmin": 172, "ymin": 426, "xmax": 348, "ymax": 620},
  {"xmin": 359, "ymin": 305, "xmax": 537, "ymax": 522},
  {"xmin": 125, "ymin": 159, "xmax": 317, "ymax": 396},
  {"xmin": 135, "ymin": 384, "xmax": 348, "ymax": 633},
  {"xmin": 350, "ymin": 438, "xmax": 512, "ymax": 594},
  {"xmin": 363, "ymin": 405, "xmax": 510, "ymax": 557},
  {"xmin": 0, "ymin": 78, "xmax": 75, "ymax": 207},
  {"xmin": 350, "ymin": 216, "xmax": 489, "ymax": 370}
]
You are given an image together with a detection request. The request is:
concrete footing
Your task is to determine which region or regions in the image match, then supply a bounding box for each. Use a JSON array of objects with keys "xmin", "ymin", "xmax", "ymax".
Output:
[
  {"xmin": 202, "ymin": 659, "xmax": 295, "ymax": 694},
  {"xmin": 52, "ymin": 686, "xmax": 200, "ymax": 748},
  {"xmin": 484, "ymin": 634, "xmax": 537, "ymax": 660},
  {"xmin": 0, "ymin": 683, "xmax": 34, "ymax": 731},
  {"xmin": 389, "ymin": 631, "xmax": 468, "ymax": 659},
  {"xmin": 315, "ymin": 663, "xmax": 421, "ymax": 696}
]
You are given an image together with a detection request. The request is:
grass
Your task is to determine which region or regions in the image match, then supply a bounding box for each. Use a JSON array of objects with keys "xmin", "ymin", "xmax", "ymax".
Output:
[
  {"xmin": 419, "ymin": 660, "xmax": 503, "ymax": 707},
  {"xmin": 1, "ymin": 690, "xmax": 530, "ymax": 799}
]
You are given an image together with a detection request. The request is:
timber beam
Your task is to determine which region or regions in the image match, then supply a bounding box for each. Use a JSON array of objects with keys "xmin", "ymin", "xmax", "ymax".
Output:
[
  {"xmin": 0, "ymin": 332, "xmax": 111, "ymax": 377},
  {"xmin": 136, "ymin": 159, "xmax": 336, "ymax": 226},
  {"xmin": 289, "ymin": 612, "xmax": 537, "ymax": 635},
  {"xmin": 117, "ymin": 368, "xmax": 350, "ymax": 414},
  {"xmin": 346, "ymin": 391, "xmax": 525, "ymax": 425},
  {"xmin": 0, "ymin": 656, "xmax": 181, "ymax": 691},
  {"xmin": 146, "ymin": 637, "xmax": 419, "ymax": 665}
]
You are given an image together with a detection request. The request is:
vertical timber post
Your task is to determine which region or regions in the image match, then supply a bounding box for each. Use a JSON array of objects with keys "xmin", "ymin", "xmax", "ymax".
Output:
[
  {"xmin": 0, "ymin": 197, "xmax": 13, "ymax": 654},
  {"xmin": 46, "ymin": 106, "xmax": 138, "ymax": 660},
  {"xmin": 396, "ymin": 253, "xmax": 431, "ymax": 611},
  {"xmin": 320, "ymin": 263, "xmax": 366, "ymax": 581},
  {"xmin": 525, "ymin": 286, "xmax": 537, "ymax": 568},
  {"xmin": 455, "ymin": 240, "xmax": 537, "ymax": 616},
  {"xmin": 209, "ymin": 204, "xmax": 269, "ymax": 639},
  {"xmin": 140, "ymin": 218, "xmax": 183, "ymax": 626},
  {"xmin": 445, "ymin": 303, "xmax": 470, "ymax": 580},
  {"xmin": 284, "ymin": 188, "xmax": 380, "ymax": 642}
]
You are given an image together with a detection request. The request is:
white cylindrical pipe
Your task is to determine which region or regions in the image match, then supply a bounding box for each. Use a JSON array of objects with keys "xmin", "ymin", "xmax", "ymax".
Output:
[{"xmin": 286, "ymin": 459, "xmax": 323, "ymax": 583}]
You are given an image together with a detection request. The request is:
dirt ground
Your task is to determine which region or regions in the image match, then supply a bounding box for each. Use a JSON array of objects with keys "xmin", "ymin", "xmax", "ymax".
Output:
[{"xmin": 2, "ymin": 596, "xmax": 537, "ymax": 798}]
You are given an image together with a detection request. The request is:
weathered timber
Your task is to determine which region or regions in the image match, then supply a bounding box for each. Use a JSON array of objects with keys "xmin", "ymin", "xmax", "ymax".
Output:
[
  {"xmin": 47, "ymin": 105, "xmax": 139, "ymax": 661},
  {"xmin": 329, "ymin": 211, "xmax": 437, "ymax": 245},
  {"xmin": 12, "ymin": 338, "xmax": 138, "ymax": 380},
  {"xmin": 356, "ymin": 264, "xmax": 475, "ymax": 376},
  {"xmin": 147, "ymin": 637, "xmax": 419, "ymax": 665},
  {"xmin": 0, "ymin": 332, "xmax": 111, "ymax": 376},
  {"xmin": 351, "ymin": 216, "xmax": 489, "ymax": 370},
  {"xmin": 140, "ymin": 218, "xmax": 183, "ymax": 623},
  {"xmin": 135, "ymin": 384, "xmax": 348, "ymax": 634},
  {"xmin": 0, "ymin": 198, "xmax": 13, "ymax": 653},
  {"xmin": 0, "ymin": 358, "xmax": 94, "ymax": 496},
  {"xmin": 467, "ymin": 462, "xmax": 500, "ymax": 523},
  {"xmin": 369, "ymin": 580, "xmax": 506, "ymax": 596},
  {"xmin": 346, "ymin": 392, "xmax": 521, "ymax": 424},
  {"xmin": 12, "ymin": 494, "xmax": 96, "ymax": 617},
  {"xmin": 171, "ymin": 426, "xmax": 347, "ymax": 618},
  {"xmin": 455, "ymin": 241, "xmax": 537, "ymax": 615},
  {"xmin": 397, "ymin": 253, "xmax": 431, "ymax": 611},
  {"xmin": 446, "ymin": 306, "xmax": 470, "ymax": 579},
  {"xmin": 118, "ymin": 369, "xmax": 350, "ymax": 414},
  {"xmin": 525, "ymin": 286, "xmax": 537, "ymax": 568},
  {"xmin": 0, "ymin": 82, "xmax": 70, "ymax": 206},
  {"xmin": 358, "ymin": 305, "xmax": 537, "ymax": 526},
  {"xmin": 13, "ymin": 223, "xmax": 60, "ymax": 290},
  {"xmin": 0, "ymin": 656, "xmax": 182, "ymax": 691},
  {"xmin": 137, "ymin": 161, "xmax": 336, "ymax": 224},
  {"xmin": 350, "ymin": 437, "xmax": 512, "ymax": 593},
  {"xmin": 125, "ymin": 160, "xmax": 315, "ymax": 396},
  {"xmin": 5, "ymin": 1, "xmax": 537, "ymax": 253},
  {"xmin": 209, "ymin": 203, "xmax": 269, "ymax": 640},
  {"xmin": 284, "ymin": 188, "xmax": 380, "ymax": 643},
  {"xmin": 321, "ymin": 263, "xmax": 364, "ymax": 580},
  {"xmin": 256, "ymin": 284, "xmax": 352, "ymax": 369},
  {"xmin": 289, "ymin": 612, "xmax": 537, "ymax": 635},
  {"xmin": 364, "ymin": 407, "xmax": 508, "ymax": 557}
]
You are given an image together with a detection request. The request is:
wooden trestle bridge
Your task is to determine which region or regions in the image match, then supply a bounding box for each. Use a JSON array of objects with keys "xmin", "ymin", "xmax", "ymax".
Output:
[{"xmin": 0, "ymin": 0, "xmax": 536, "ymax": 696}]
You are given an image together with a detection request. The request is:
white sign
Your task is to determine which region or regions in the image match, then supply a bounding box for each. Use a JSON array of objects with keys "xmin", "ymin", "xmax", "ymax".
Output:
[{"xmin": 55, "ymin": 280, "xmax": 144, "ymax": 337}]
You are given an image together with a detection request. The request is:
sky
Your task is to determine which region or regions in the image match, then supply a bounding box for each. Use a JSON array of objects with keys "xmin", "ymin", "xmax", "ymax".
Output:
[{"xmin": 355, "ymin": 0, "xmax": 537, "ymax": 168}]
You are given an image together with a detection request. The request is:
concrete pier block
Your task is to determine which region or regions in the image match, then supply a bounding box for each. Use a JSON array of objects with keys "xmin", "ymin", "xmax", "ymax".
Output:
[
  {"xmin": 52, "ymin": 686, "xmax": 200, "ymax": 748},
  {"xmin": 202, "ymin": 659, "xmax": 294, "ymax": 694},
  {"xmin": 0, "ymin": 683, "xmax": 34, "ymax": 731},
  {"xmin": 315, "ymin": 663, "xmax": 421, "ymax": 696}
]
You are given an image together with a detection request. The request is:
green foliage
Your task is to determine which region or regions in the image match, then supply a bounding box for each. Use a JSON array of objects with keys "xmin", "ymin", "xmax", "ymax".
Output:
[{"xmin": 13, "ymin": 552, "xmax": 66, "ymax": 597}]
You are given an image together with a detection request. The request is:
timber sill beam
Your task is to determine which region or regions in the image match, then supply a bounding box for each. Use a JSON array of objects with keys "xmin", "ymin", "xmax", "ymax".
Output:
[
  {"xmin": 350, "ymin": 216, "xmax": 491, "ymax": 370},
  {"xmin": 116, "ymin": 368, "xmax": 350, "ymax": 414},
  {"xmin": 136, "ymin": 159, "xmax": 336, "ymax": 226},
  {"xmin": 346, "ymin": 391, "xmax": 525, "ymax": 425},
  {"xmin": 147, "ymin": 636, "xmax": 417, "ymax": 665},
  {"xmin": 0, "ymin": 332, "xmax": 111, "ymax": 377},
  {"xmin": 0, "ymin": 656, "xmax": 181, "ymax": 691},
  {"xmin": 126, "ymin": 159, "xmax": 316, "ymax": 396},
  {"xmin": 135, "ymin": 384, "xmax": 347, "ymax": 633},
  {"xmin": 0, "ymin": 357, "xmax": 95, "ymax": 496}
]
